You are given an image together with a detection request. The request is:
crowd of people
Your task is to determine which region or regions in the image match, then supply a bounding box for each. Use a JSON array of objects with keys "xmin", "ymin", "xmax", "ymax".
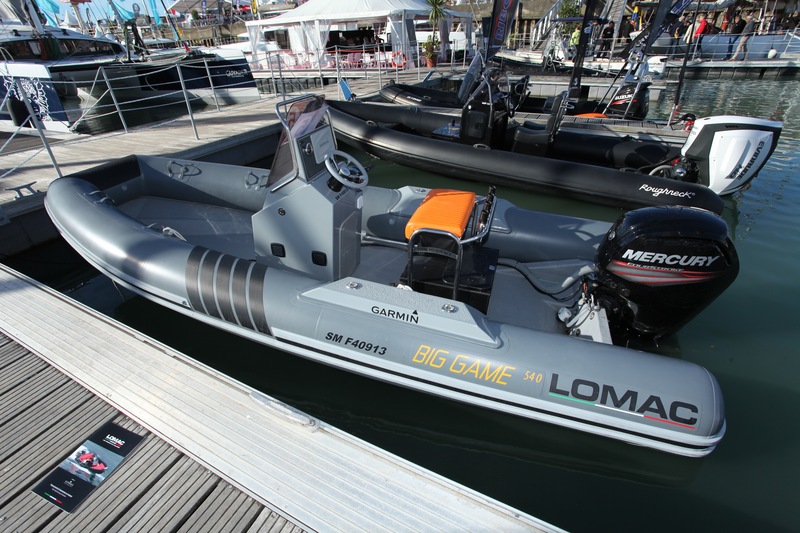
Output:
[{"xmin": 565, "ymin": 10, "xmax": 799, "ymax": 62}]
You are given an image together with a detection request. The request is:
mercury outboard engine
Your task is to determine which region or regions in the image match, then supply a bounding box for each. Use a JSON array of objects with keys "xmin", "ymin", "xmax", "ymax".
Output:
[
  {"xmin": 675, "ymin": 116, "xmax": 782, "ymax": 196},
  {"xmin": 604, "ymin": 82, "xmax": 650, "ymax": 120},
  {"xmin": 587, "ymin": 206, "xmax": 739, "ymax": 343}
]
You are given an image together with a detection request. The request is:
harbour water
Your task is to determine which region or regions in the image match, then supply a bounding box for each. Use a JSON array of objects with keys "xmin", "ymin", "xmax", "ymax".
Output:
[{"xmin": 6, "ymin": 78, "xmax": 799, "ymax": 532}]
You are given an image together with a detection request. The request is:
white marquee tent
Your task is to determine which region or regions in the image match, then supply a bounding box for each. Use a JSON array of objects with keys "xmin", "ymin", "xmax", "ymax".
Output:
[{"xmin": 246, "ymin": 0, "xmax": 473, "ymax": 65}]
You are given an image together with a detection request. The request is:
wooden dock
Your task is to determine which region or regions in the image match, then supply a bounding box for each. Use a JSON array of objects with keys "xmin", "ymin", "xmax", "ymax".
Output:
[
  {"xmin": 0, "ymin": 264, "xmax": 559, "ymax": 531},
  {"xmin": 0, "ymin": 341, "xmax": 296, "ymax": 531}
]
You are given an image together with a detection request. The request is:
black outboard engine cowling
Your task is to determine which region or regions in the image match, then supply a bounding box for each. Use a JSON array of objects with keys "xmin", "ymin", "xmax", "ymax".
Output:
[
  {"xmin": 604, "ymin": 82, "xmax": 650, "ymax": 121},
  {"xmin": 592, "ymin": 206, "xmax": 739, "ymax": 342}
]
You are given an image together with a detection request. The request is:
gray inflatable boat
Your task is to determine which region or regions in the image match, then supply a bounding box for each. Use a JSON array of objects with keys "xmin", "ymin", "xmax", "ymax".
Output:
[{"xmin": 45, "ymin": 95, "xmax": 737, "ymax": 457}]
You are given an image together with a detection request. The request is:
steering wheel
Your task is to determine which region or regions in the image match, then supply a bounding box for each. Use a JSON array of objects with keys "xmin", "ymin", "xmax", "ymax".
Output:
[
  {"xmin": 324, "ymin": 150, "xmax": 369, "ymax": 190},
  {"xmin": 507, "ymin": 75, "xmax": 529, "ymax": 118}
]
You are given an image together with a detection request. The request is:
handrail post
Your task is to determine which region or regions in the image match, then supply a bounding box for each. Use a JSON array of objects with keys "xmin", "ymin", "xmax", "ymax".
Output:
[
  {"xmin": 202, "ymin": 57, "xmax": 221, "ymax": 112},
  {"xmin": 361, "ymin": 43, "xmax": 367, "ymax": 78},
  {"xmin": 100, "ymin": 67, "xmax": 129, "ymax": 133},
  {"xmin": 316, "ymin": 45, "xmax": 323, "ymax": 87},
  {"xmin": 335, "ymin": 45, "xmax": 342, "ymax": 85},
  {"xmin": 16, "ymin": 79, "xmax": 61, "ymax": 178},
  {"xmin": 175, "ymin": 64, "xmax": 200, "ymax": 140},
  {"xmin": 276, "ymin": 52, "xmax": 285, "ymax": 100},
  {"xmin": 267, "ymin": 51, "xmax": 277, "ymax": 96},
  {"xmin": 377, "ymin": 48, "xmax": 382, "ymax": 86}
]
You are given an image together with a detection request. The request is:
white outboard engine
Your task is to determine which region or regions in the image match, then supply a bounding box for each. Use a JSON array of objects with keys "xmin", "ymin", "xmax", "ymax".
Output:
[
  {"xmin": 678, "ymin": 116, "xmax": 782, "ymax": 195},
  {"xmin": 585, "ymin": 206, "xmax": 739, "ymax": 344}
]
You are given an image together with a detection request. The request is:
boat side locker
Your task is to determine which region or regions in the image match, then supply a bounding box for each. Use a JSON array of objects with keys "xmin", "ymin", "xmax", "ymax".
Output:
[{"xmin": 401, "ymin": 187, "xmax": 499, "ymax": 313}]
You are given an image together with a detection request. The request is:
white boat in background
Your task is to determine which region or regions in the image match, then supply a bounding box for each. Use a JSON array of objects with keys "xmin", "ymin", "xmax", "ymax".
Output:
[{"xmin": 496, "ymin": 47, "xmax": 668, "ymax": 79}]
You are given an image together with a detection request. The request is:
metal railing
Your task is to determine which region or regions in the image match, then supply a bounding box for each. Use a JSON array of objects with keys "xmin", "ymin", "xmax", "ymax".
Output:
[
  {"xmin": 0, "ymin": 56, "xmax": 263, "ymax": 192},
  {"xmin": 1, "ymin": 54, "xmax": 260, "ymax": 138},
  {"xmin": 250, "ymin": 41, "xmax": 478, "ymax": 96}
]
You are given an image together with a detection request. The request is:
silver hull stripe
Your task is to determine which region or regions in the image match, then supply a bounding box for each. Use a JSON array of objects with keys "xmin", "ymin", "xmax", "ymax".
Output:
[{"xmin": 186, "ymin": 246, "xmax": 270, "ymax": 335}]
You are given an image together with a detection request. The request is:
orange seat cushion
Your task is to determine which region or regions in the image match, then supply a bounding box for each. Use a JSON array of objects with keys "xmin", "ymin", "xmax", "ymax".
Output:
[{"xmin": 405, "ymin": 189, "xmax": 476, "ymax": 240}]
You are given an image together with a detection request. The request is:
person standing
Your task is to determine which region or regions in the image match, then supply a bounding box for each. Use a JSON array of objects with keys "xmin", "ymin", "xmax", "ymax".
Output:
[
  {"xmin": 667, "ymin": 16, "xmax": 686, "ymax": 56},
  {"xmin": 570, "ymin": 25, "xmax": 580, "ymax": 47},
  {"xmin": 684, "ymin": 14, "xmax": 707, "ymax": 58},
  {"xmin": 729, "ymin": 14, "xmax": 755, "ymax": 60},
  {"xmin": 569, "ymin": 25, "xmax": 580, "ymax": 60},
  {"xmin": 726, "ymin": 14, "xmax": 746, "ymax": 59},
  {"xmin": 619, "ymin": 17, "xmax": 633, "ymax": 44},
  {"xmin": 598, "ymin": 21, "xmax": 614, "ymax": 58}
]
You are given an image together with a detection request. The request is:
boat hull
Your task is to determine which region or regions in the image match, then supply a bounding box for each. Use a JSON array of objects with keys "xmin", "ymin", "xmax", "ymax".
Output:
[
  {"xmin": 327, "ymin": 103, "xmax": 724, "ymax": 213},
  {"xmin": 45, "ymin": 154, "xmax": 727, "ymax": 457}
]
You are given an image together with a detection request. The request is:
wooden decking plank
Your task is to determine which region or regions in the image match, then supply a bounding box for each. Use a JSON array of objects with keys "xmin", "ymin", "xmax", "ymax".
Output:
[
  {"xmin": 0, "ymin": 337, "xmax": 29, "ymax": 367},
  {"xmin": 0, "ymin": 415, "xmax": 119, "ymax": 532},
  {"xmin": 107, "ymin": 455, "xmax": 217, "ymax": 533},
  {"xmin": 0, "ymin": 413, "xmax": 154, "ymax": 531},
  {"xmin": 0, "ymin": 489, "xmax": 61, "ymax": 532},
  {"xmin": 0, "ymin": 334, "xmax": 278, "ymax": 532},
  {"xmin": 178, "ymin": 482, "xmax": 262, "ymax": 533},
  {"xmin": 248, "ymin": 509, "xmax": 302, "ymax": 533},
  {"xmin": 0, "ymin": 351, "xmax": 49, "ymax": 392},
  {"xmin": 0, "ymin": 365, "xmax": 71, "ymax": 422},
  {"xmin": 47, "ymin": 437, "xmax": 188, "ymax": 531},
  {"xmin": 0, "ymin": 378, "xmax": 101, "ymax": 457}
]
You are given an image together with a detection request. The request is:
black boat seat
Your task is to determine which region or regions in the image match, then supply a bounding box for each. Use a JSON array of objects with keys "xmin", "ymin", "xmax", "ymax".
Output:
[
  {"xmin": 512, "ymin": 91, "xmax": 568, "ymax": 157},
  {"xmin": 404, "ymin": 187, "xmax": 497, "ymax": 308}
]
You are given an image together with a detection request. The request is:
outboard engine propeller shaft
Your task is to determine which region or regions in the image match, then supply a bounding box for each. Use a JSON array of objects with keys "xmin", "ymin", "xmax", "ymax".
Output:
[{"xmin": 590, "ymin": 206, "xmax": 739, "ymax": 343}]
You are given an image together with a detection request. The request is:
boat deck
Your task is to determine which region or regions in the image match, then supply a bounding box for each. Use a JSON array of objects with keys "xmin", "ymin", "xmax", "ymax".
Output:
[{"xmin": 0, "ymin": 264, "xmax": 557, "ymax": 531}]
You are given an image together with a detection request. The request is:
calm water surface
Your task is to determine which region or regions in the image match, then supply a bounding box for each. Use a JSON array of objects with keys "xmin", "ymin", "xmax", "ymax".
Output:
[{"xmin": 13, "ymin": 79, "xmax": 800, "ymax": 532}]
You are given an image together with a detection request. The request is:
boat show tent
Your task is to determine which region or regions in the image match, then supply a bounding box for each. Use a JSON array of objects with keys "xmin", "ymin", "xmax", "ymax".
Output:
[{"xmin": 246, "ymin": 0, "xmax": 473, "ymax": 66}]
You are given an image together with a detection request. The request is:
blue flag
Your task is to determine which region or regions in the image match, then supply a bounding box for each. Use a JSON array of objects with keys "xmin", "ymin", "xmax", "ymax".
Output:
[{"xmin": 486, "ymin": 0, "xmax": 521, "ymax": 60}]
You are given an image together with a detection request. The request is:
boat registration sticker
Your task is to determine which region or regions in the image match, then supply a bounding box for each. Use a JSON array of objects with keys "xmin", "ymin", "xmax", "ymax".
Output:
[{"xmin": 31, "ymin": 421, "xmax": 145, "ymax": 513}]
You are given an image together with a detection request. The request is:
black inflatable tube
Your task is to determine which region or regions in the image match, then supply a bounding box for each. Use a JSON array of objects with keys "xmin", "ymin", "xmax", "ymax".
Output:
[
  {"xmin": 327, "ymin": 106, "xmax": 724, "ymax": 214},
  {"xmin": 328, "ymin": 101, "xmax": 681, "ymax": 170}
]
